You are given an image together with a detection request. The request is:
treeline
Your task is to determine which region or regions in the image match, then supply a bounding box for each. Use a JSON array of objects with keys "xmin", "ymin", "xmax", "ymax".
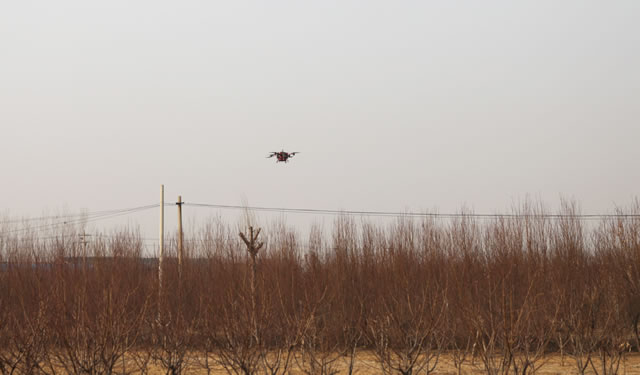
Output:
[{"xmin": 1, "ymin": 201, "xmax": 640, "ymax": 375}]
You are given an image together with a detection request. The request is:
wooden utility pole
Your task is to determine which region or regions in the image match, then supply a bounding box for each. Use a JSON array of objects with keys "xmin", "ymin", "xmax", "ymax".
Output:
[
  {"xmin": 159, "ymin": 185, "xmax": 165, "ymax": 303},
  {"xmin": 239, "ymin": 226, "xmax": 264, "ymax": 343},
  {"xmin": 176, "ymin": 195, "xmax": 184, "ymax": 281}
]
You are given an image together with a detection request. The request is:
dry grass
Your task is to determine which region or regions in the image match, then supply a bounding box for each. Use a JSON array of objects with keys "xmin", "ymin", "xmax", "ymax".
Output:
[{"xmin": 105, "ymin": 352, "xmax": 640, "ymax": 374}]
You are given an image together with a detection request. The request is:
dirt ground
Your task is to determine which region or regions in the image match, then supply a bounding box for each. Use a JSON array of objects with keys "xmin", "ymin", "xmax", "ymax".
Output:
[{"xmin": 126, "ymin": 352, "xmax": 640, "ymax": 374}]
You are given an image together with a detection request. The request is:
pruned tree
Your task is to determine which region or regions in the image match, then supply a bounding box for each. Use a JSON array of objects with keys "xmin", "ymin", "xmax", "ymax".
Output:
[
  {"xmin": 210, "ymin": 226, "xmax": 265, "ymax": 375},
  {"xmin": 0, "ymin": 298, "xmax": 50, "ymax": 375},
  {"xmin": 295, "ymin": 293, "xmax": 343, "ymax": 375},
  {"xmin": 47, "ymin": 236, "xmax": 150, "ymax": 375}
]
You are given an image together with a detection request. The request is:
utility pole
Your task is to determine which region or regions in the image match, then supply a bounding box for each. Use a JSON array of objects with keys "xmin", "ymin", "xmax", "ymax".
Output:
[
  {"xmin": 79, "ymin": 232, "xmax": 90, "ymax": 272},
  {"xmin": 176, "ymin": 195, "xmax": 184, "ymax": 282},
  {"xmin": 159, "ymin": 185, "xmax": 164, "ymax": 305}
]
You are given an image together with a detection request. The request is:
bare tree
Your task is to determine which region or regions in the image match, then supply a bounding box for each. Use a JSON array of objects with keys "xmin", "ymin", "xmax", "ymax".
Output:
[
  {"xmin": 257, "ymin": 233, "xmax": 305, "ymax": 375},
  {"xmin": 209, "ymin": 226, "xmax": 265, "ymax": 375},
  {"xmin": 295, "ymin": 292, "xmax": 343, "ymax": 375},
  {"xmin": 148, "ymin": 308, "xmax": 198, "ymax": 375},
  {"xmin": 366, "ymin": 245, "xmax": 447, "ymax": 375},
  {"xmin": 2, "ymin": 200, "xmax": 640, "ymax": 375},
  {"xmin": 148, "ymin": 239, "xmax": 201, "ymax": 375},
  {"xmin": 48, "ymin": 243, "xmax": 150, "ymax": 375},
  {"xmin": 0, "ymin": 295, "xmax": 50, "ymax": 375}
]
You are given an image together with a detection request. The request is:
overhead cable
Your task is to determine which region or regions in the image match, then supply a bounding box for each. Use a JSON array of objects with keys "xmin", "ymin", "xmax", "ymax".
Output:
[
  {"xmin": 184, "ymin": 202, "xmax": 640, "ymax": 220},
  {"xmin": 1, "ymin": 204, "xmax": 159, "ymax": 235}
]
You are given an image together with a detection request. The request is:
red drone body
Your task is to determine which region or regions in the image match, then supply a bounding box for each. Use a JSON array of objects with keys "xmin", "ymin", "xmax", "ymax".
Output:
[{"xmin": 267, "ymin": 150, "xmax": 299, "ymax": 163}]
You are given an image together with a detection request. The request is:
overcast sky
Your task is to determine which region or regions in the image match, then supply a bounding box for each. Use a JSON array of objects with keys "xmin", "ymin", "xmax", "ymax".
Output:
[{"xmin": 1, "ymin": 1, "xmax": 639, "ymax": 241}]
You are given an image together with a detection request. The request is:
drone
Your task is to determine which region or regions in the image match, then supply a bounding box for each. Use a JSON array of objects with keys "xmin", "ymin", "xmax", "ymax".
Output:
[{"xmin": 267, "ymin": 150, "xmax": 299, "ymax": 163}]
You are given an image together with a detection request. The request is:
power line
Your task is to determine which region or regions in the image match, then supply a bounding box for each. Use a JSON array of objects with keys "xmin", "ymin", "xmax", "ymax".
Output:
[
  {"xmin": 0, "ymin": 209, "xmax": 135, "ymax": 225},
  {"xmin": 2, "ymin": 199, "xmax": 638, "ymax": 239},
  {"xmin": 0, "ymin": 204, "xmax": 164, "ymax": 225},
  {"xmin": 15, "ymin": 234, "xmax": 161, "ymax": 244},
  {"xmin": 184, "ymin": 202, "xmax": 640, "ymax": 220},
  {"xmin": 0, "ymin": 206, "xmax": 160, "ymax": 225},
  {"xmin": 1, "ymin": 204, "xmax": 159, "ymax": 235}
]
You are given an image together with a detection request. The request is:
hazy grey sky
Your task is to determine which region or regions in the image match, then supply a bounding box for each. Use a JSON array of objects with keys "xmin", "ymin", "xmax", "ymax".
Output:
[{"xmin": 1, "ymin": 1, "xmax": 639, "ymax": 239}]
